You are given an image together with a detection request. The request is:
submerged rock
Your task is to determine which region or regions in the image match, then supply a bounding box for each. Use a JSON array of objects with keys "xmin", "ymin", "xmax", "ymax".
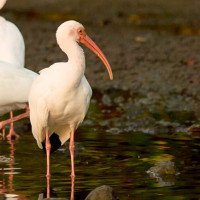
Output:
[
  {"xmin": 188, "ymin": 124, "xmax": 200, "ymax": 133},
  {"xmin": 85, "ymin": 185, "xmax": 119, "ymax": 200},
  {"xmin": 187, "ymin": 124, "xmax": 200, "ymax": 138},
  {"xmin": 147, "ymin": 161, "xmax": 178, "ymax": 186},
  {"xmin": 102, "ymin": 94, "xmax": 112, "ymax": 106},
  {"xmin": 147, "ymin": 161, "xmax": 176, "ymax": 175},
  {"xmin": 106, "ymin": 127, "xmax": 122, "ymax": 134}
]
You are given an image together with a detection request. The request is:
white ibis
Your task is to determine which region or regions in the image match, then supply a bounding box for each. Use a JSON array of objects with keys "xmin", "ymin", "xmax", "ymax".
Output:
[
  {"xmin": 0, "ymin": 0, "xmax": 28, "ymax": 138},
  {"xmin": 29, "ymin": 20, "xmax": 113, "ymax": 182}
]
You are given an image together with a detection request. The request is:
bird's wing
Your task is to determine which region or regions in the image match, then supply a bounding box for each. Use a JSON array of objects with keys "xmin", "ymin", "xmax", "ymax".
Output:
[
  {"xmin": 0, "ymin": 63, "xmax": 38, "ymax": 106},
  {"xmin": 29, "ymin": 75, "xmax": 50, "ymax": 149},
  {"xmin": 29, "ymin": 97, "xmax": 49, "ymax": 149}
]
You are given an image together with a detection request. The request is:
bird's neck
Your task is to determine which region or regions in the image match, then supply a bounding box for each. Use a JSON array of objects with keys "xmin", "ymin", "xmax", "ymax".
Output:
[{"xmin": 61, "ymin": 40, "xmax": 86, "ymax": 86}]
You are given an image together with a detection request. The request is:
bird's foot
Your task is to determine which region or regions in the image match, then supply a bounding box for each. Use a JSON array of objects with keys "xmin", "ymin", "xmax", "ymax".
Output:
[{"xmin": 7, "ymin": 128, "xmax": 19, "ymax": 140}]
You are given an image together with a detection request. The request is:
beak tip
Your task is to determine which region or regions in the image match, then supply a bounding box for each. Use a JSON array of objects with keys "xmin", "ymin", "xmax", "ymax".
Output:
[{"xmin": 110, "ymin": 74, "xmax": 113, "ymax": 80}]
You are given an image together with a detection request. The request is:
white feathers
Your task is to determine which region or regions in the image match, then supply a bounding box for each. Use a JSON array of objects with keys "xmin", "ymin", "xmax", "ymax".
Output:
[
  {"xmin": 0, "ymin": 62, "xmax": 38, "ymax": 115},
  {"xmin": 56, "ymin": 20, "xmax": 84, "ymax": 49},
  {"xmin": 0, "ymin": 0, "xmax": 7, "ymax": 10},
  {"xmin": 0, "ymin": 0, "xmax": 25, "ymax": 68},
  {"xmin": 0, "ymin": 17, "xmax": 25, "ymax": 67}
]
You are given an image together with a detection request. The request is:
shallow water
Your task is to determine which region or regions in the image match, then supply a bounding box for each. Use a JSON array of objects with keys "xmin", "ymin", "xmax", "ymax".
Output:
[{"xmin": 0, "ymin": 91, "xmax": 200, "ymax": 200}]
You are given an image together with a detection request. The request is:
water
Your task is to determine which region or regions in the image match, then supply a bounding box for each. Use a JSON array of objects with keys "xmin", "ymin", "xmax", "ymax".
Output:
[{"xmin": 0, "ymin": 90, "xmax": 200, "ymax": 200}]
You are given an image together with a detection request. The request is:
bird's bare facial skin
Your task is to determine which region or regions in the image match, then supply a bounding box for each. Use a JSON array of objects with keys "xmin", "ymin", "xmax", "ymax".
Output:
[{"xmin": 77, "ymin": 27, "xmax": 86, "ymax": 41}]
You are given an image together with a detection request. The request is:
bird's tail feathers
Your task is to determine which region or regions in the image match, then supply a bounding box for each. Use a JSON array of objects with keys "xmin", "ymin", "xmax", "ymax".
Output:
[{"xmin": 42, "ymin": 132, "xmax": 61, "ymax": 154}]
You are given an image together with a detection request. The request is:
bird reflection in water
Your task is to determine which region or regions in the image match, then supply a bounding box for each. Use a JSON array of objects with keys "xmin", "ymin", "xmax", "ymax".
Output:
[
  {"xmin": 45, "ymin": 175, "xmax": 74, "ymax": 199},
  {"xmin": 0, "ymin": 136, "xmax": 28, "ymax": 199},
  {"xmin": 38, "ymin": 175, "xmax": 74, "ymax": 199}
]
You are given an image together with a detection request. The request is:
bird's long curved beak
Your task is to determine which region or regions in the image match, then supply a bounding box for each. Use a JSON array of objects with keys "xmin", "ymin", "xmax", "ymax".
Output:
[{"xmin": 79, "ymin": 35, "xmax": 113, "ymax": 80}]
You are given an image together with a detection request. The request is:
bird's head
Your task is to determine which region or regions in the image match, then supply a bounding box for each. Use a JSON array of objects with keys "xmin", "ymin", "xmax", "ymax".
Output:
[{"xmin": 56, "ymin": 20, "xmax": 113, "ymax": 80}]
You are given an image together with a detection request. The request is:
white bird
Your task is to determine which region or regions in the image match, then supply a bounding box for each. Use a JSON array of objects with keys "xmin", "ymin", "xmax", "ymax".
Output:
[
  {"xmin": 29, "ymin": 20, "xmax": 113, "ymax": 181},
  {"xmin": 0, "ymin": 0, "xmax": 31, "ymax": 138}
]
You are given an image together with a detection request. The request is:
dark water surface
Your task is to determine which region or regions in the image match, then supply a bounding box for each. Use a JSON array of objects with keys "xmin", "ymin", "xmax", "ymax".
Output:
[{"xmin": 0, "ymin": 91, "xmax": 200, "ymax": 200}]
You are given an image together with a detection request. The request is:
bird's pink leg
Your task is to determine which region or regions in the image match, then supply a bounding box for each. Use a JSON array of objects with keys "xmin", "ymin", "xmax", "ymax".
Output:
[
  {"xmin": 2, "ymin": 127, "xmax": 5, "ymax": 139},
  {"xmin": 7, "ymin": 111, "xmax": 19, "ymax": 139},
  {"xmin": 0, "ymin": 108, "xmax": 29, "ymax": 130},
  {"xmin": 45, "ymin": 128, "xmax": 51, "ymax": 199},
  {"xmin": 69, "ymin": 129, "xmax": 75, "ymax": 178}
]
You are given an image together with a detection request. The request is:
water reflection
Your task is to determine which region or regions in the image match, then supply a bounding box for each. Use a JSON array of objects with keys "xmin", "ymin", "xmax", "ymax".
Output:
[
  {"xmin": 1, "ymin": 130, "xmax": 118, "ymax": 200},
  {"xmin": 38, "ymin": 188, "xmax": 68, "ymax": 199},
  {"xmin": 0, "ymin": 136, "xmax": 28, "ymax": 199},
  {"xmin": 38, "ymin": 184, "xmax": 118, "ymax": 200},
  {"xmin": 0, "ymin": 124, "xmax": 200, "ymax": 199},
  {"xmin": 45, "ymin": 173, "xmax": 74, "ymax": 199},
  {"xmin": 43, "ymin": 173, "xmax": 118, "ymax": 200}
]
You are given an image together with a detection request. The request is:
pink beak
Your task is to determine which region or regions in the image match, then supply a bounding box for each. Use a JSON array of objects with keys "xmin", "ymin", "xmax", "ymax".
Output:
[{"xmin": 79, "ymin": 35, "xmax": 113, "ymax": 80}]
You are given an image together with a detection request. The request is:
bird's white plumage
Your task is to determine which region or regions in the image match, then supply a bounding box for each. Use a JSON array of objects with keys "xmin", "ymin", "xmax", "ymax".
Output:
[
  {"xmin": 0, "ymin": 0, "xmax": 6, "ymax": 9},
  {"xmin": 29, "ymin": 21, "xmax": 92, "ymax": 148},
  {"xmin": 0, "ymin": 0, "xmax": 25, "ymax": 68},
  {"xmin": 0, "ymin": 17, "xmax": 25, "ymax": 67},
  {"xmin": 0, "ymin": 62, "xmax": 38, "ymax": 115}
]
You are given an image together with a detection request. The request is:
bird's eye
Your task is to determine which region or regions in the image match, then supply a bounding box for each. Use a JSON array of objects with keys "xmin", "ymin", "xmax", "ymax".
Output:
[{"xmin": 77, "ymin": 27, "xmax": 84, "ymax": 35}]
